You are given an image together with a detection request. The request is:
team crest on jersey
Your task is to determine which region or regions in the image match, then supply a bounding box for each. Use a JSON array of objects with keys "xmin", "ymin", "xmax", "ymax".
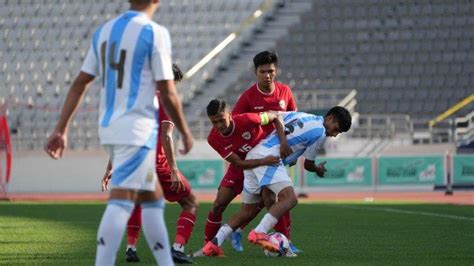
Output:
[
  {"xmin": 146, "ymin": 171, "xmax": 154, "ymax": 182},
  {"xmin": 279, "ymin": 100, "xmax": 286, "ymax": 109},
  {"xmin": 242, "ymin": 132, "xmax": 251, "ymax": 140}
]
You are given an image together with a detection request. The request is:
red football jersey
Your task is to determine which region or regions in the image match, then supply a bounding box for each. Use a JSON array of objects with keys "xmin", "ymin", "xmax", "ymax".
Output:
[
  {"xmin": 207, "ymin": 113, "xmax": 266, "ymax": 160},
  {"xmin": 155, "ymin": 95, "xmax": 173, "ymax": 175},
  {"xmin": 232, "ymin": 82, "xmax": 297, "ymax": 114}
]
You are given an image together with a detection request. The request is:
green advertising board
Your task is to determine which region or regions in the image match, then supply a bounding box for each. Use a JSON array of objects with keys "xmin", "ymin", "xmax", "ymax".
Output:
[
  {"xmin": 452, "ymin": 154, "xmax": 474, "ymax": 184},
  {"xmin": 177, "ymin": 160, "xmax": 223, "ymax": 188},
  {"xmin": 378, "ymin": 155, "xmax": 445, "ymax": 185},
  {"xmin": 305, "ymin": 157, "xmax": 372, "ymax": 186}
]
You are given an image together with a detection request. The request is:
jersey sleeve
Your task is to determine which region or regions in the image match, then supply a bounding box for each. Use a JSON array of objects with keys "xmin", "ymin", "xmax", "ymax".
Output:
[
  {"xmin": 151, "ymin": 26, "xmax": 174, "ymax": 82},
  {"xmin": 207, "ymin": 134, "xmax": 233, "ymax": 159},
  {"xmin": 235, "ymin": 113, "xmax": 264, "ymax": 130},
  {"xmin": 286, "ymin": 88, "xmax": 297, "ymax": 111},
  {"xmin": 232, "ymin": 91, "xmax": 250, "ymax": 114},
  {"xmin": 81, "ymin": 42, "xmax": 99, "ymax": 76},
  {"xmin": 302, "ymin": 130, "xmax": 325, "ymax": 160}
]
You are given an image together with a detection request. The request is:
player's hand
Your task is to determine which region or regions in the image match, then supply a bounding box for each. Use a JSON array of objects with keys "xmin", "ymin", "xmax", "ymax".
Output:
[
  {"xmin": 170, "ymin": 170, "xmax": 185, "ymax": 192},
  {"xmin": 262, "ymin": 155, "xmax": 281, "ymax": 166},
  {"xmin": 279, "ymin": 143, "xmax": 292, "ymax": 159},
  {"xmin": 315, "ymin": 161, "xmax": 327, "ymax": 177},
  {"xmin": 101, "ymin": 170, "xmax": 112, "ymax": 192},
  {"xmin": 45, "ymin": 131, "xmax": 67, "ymax": 159},
  {"xmin": 179, "ymin": 131, "xmax": 194, "ymax": 155}
]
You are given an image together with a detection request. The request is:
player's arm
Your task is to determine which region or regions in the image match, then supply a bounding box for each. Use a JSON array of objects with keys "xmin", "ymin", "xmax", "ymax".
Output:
[
  {"xmin": 225, "ymin": 153, "xmax": 280, "ymax": 170},
  {"xmin": 160, "ymin": 120, "xmax": 184, "ymax": 192},
  {"xmin": 45, "ymin": 72, "xmax": 95, "ymax": 159},
  {"xmin": 101, "ymin": 160, "xmax": 113, "ymax": 191},
  {"xmin": 157, "ymin": 80, "xmax": 193, "ymax": 155},
  {"xmin": 265, "ymin": 111, "xmax": 292, "ymax": 158},
  {"xmin": 304, "ymin": 159, "xmax": 327, "ymax": 177}
]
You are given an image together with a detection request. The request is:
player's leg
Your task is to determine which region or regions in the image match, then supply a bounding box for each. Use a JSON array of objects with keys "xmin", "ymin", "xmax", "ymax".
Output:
[
  {"xmin": 231, "ymin": 188, "xmax": 273, "ymax": 251},
  {"xmin": 203, "ymin": 193, "xmax": 260, "ymax": 257},
  {"xmin": 204, "ymin": 186, "xmax": 236, "ymax": 241},
  {"xmin": 95, "ymin": 145, "xmax": 148, "ymax": 265},
  {"xmin": 138, "ymin": 187, "xmax": 174, "ymax": 266},
  {"xmin": 95, "ymin": 188, "xmax": 137, "ymax": 266},
  {"xmin": 125, "ymin": 204, "xmax": 142, "ymax": 262},
  {"xmin": 204, "ymin": 168, "xmax": 241, "ymax": 243},
  {"xmin": 174, "ymin": 193, "xmax": 198, "ymax": 251}
]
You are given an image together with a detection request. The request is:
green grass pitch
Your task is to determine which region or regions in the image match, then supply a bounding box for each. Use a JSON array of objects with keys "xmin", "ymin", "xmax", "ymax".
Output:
[{"xmin": 0, "ymin": 202, "xmax": 473, "ymax": 265}]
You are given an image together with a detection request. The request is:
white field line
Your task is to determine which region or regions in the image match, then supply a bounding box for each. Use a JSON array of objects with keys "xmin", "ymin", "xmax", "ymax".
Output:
[{"xmin": 335, "ymin": 205, "xmax": 474, "ymax": 222}]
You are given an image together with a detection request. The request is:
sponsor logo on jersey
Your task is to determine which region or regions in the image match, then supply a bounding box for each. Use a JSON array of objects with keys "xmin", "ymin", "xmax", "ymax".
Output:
[
  {"xmin": 279, "ymin": 100, "xmax": 286, "ymax": 109},
  {"xmin": 254, "ymin": 106, "xmax": 264, "ymax": 110},
  {"xmin": 224, "ymin": 144, "xmax": 233, "ymax": 150},
  {"xmin": 242, "ymin": 132, "xmax": 251, "ymax": 140}
]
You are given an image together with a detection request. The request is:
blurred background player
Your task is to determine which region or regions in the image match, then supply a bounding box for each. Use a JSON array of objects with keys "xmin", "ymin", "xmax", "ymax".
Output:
[
  {"xmin": 203, "ymin": 107, "xmax": 352, "ymax": 257},
  {"xmin": 102, "ymin": 65, "xmax": 196, "ymax": 264},
  {"xmin": 230, "ymin": 50, "xmax": 300, "ymax": 253},
  {"xmin": 45, "ymin": 0, "xmax": 193, "ymax": 265},
  {"xmin": 193, "ymin": 99, "xmax": 291, "ymax": 257}
]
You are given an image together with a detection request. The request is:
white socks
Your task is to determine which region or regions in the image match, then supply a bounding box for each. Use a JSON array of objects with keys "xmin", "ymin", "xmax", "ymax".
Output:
[
  {"xmin": 141, "ymin": 199, "xmax": 174, "ymax": 266},
  {"xmin": 95, "ymin": 200, "xmax": 134, "ymax": 266},
  {"xmin": 214, "ymin": 224, "xmax": 233, "ymax": 246},
  {"xmin": 173, "ymin": 243, "xmax": 184, "ymax": 252},
  {"xmin": 255, "ymin": 213, "xmax": 278, "ymax": 234}
]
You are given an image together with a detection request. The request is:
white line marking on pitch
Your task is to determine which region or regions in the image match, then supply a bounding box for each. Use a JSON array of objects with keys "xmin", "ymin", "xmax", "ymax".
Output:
[{"xmin": 335, "ymin": 205, "xmax": 474, "ymax": 222}]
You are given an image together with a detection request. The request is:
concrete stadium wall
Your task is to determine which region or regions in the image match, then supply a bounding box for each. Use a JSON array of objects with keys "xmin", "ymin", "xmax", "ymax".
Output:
[{"xmin": 7, "ymin": 140, "xmax": 220, "ymax": 193}]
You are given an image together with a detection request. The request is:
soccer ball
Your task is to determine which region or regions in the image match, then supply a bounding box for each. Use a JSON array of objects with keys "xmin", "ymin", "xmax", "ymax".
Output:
[{"xmin": 263, "ymin": 232, "xmax": 289, "ymax": 257}]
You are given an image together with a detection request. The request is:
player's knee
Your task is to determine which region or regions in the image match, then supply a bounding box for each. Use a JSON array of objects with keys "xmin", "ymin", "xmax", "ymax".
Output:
[
  {"xmin": 288, "ymin": 194, "xmax": 298, "ymax": 208},
  {"xmin": 181, "ymin": 195, "xmax": 199, "ymax": 213},
  {"xmin": 212, "ymin": 201, "xmax": 228, "ymax": 215}
]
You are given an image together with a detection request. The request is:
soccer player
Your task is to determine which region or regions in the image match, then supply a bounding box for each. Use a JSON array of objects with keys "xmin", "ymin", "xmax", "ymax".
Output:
[
  {"xmin": 194, "ymin": 99, "xmax": 292, "ymax": 256},
  {"xmin": 202, "ymin": 107, "xmax": 352, "ymax": 257},
  {"xmin": 45, "ymin": 1, "xmax": 193, "ymax": 265},
  {"xmin": 101, "ymin": 65, "xmax": 196, "ymax": 264},
  {"xmin": 230, "ymin": 50, "xmax": 299, "ymax": 252}
]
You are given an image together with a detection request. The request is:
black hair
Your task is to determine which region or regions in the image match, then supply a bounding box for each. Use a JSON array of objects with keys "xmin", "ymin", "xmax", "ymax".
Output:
[
  {"xmin": 253, "ymin": 51, "xmax": 278, "ymax": 70},
  {"xmin": 207, "ymin": 99, "xmax": 226, "ymax": 116},
  {"xmin": 325, "ymin": 106, "xmax": 352, "ymax": 132},
  {"xmin": 172, "ymin": 64, "xmax": 183, "ymax": 82},
  {"xmin": 129, "ymin": 0, "xmax": 153, "ymax": 5}
]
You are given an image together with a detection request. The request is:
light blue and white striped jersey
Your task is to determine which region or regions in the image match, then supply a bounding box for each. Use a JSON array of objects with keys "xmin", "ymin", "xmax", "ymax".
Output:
[
  {"xmin": 81, "ymin": 10, "xmax": 174, "ymax": 148},
  {"xmin": 259, "ymin": 112, "xmax": 326, "ymax": 164}
]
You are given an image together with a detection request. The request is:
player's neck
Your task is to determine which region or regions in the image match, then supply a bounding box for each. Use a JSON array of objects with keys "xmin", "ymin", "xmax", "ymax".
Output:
[
  {"xmin": 257, "ymin": 82, "xmax": 275, "ymax": 94},
  {"xmin": 130, "ymin": 6, "xmax": 155, "ymax": 19},
  {"xmin": 220, "ymin": 121, "xmax": 234, "ymax": 137}
]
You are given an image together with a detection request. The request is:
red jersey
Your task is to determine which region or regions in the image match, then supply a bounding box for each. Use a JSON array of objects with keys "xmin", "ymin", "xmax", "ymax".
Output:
[
  {"xmin": 155, "ymin": 96, "xmax": 173, "ymax": 175},
  {"xmin": 233, "ymin": 82, "xmax": 297, "ymax": 135},
  {"xmin": 232, "ymin": 82, "xmax": 297, "ymax": 114},
  {"xmin": 207, "ymin": 113, "xmax": 266, "ymax": 161}
]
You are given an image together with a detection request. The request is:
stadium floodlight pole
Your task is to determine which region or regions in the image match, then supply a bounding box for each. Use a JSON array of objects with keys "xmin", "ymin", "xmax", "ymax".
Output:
[
  {"xmin": 429, "ymin": 93, "xmax": 474, "ymax": 127},
  {"xmin": 183, "ymin": 0, "xmax": 273, "ymax": 79}
]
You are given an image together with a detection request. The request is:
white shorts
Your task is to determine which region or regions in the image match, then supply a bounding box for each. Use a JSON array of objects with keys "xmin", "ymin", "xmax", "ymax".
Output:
[
  {"xmin": 105, "ymin": 145, "xmax": 158, "ymax": 191},
  {"xmin": 244, "ymin": 144, "xmax": 293, "ymax": 196}
]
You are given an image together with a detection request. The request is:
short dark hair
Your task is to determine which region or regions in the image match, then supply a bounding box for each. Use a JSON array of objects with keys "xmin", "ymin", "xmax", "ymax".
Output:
[
  {"xmin": 325, "ymin": 106, "xmax": 352, "ymax": 132},
  {"xmin": 207, "ymin": 99, "xmax": 226, "ymax": 116},
  {"xmin": 129, "ymin": 0, "xmax": 153, "ymax": 5},
  {"xmin": 253, "ymin": 51, "xmax": 278, "ymax": 70},
  {"xmin": 172, "ymin": 64, "xmax": 183, "ymax": 82}
]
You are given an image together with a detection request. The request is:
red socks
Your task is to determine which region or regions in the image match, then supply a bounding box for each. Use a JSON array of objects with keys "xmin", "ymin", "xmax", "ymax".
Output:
[
  {"xmin": 204, "ymin": 211, "xmax": 222, "ymax": 243},
  {"xmin": 174, "ymin": 211, "xmax": 196, "ymax": 245},
  {"xmin": 274, "ymin": 211, "xmax": 291, "ymax": 240},
  {"xmin": 127, "ymin": 204, "xmax": 142, "ymax": 246}
]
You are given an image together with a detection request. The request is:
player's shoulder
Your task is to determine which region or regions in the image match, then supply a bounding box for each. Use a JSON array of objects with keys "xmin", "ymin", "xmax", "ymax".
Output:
[
  {"xmin": 243, "ymin": 83, "xmax": 258, "ymax": 94},
  {"xmin": 275, "ymin": 81, "xmax": 292, "ymax": 92},
  {"xmin": 207, "ymin": 128, "xmax": 220, "ymax": 143}
]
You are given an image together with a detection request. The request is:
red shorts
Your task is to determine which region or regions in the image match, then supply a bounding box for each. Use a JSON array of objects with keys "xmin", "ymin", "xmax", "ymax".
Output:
[
  {"xmin": 157, "ymin": 171, "xmax": 192, "ymax": 202},
  {"xmin": 219, "ymin": 165, "xmax": 244, "ymax": 194}
]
